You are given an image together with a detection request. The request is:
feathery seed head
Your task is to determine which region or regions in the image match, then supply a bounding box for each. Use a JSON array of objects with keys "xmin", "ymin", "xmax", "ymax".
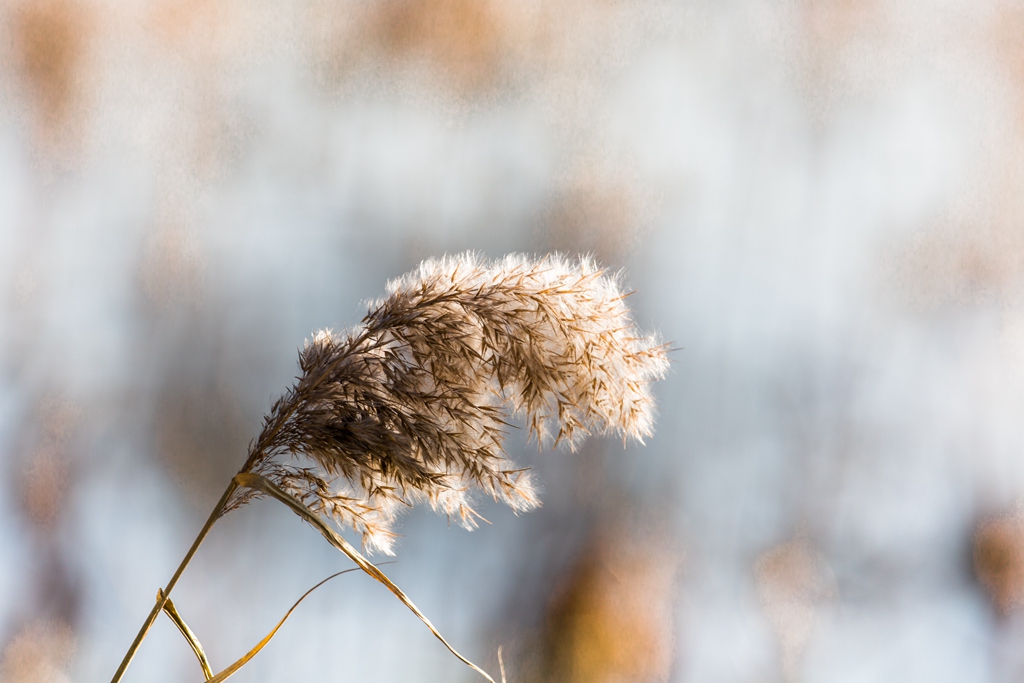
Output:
[{"xmin": 231, "ymin": 253, "xmax": 668, "ymax": 553}]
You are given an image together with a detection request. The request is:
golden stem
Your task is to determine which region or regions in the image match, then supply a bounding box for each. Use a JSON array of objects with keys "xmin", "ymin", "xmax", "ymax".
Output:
[{"xmin": 109, "ymin": 480, "xmax": 237, "ymax": 683}]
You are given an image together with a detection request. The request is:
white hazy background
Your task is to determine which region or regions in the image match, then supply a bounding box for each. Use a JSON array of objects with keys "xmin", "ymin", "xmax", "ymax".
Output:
[{"xmin": 3, "ymin": 1, "xmax": 1024, "ymax": 681}]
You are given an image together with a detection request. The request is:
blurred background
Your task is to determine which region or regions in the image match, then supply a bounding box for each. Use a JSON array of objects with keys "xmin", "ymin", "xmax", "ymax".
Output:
[{"xmin": 3, "ymin": 0, "xmax": 1024, "ymax": 681}]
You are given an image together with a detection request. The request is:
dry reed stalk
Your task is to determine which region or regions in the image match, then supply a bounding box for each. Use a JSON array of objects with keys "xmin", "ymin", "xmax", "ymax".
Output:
[{"xmin": 110, "ymin": 252, "xmax": 668, "ymax": 683}]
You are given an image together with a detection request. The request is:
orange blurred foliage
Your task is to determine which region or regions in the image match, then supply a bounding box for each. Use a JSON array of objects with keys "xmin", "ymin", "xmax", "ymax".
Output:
[
  {"xmin": 0, "ymin": 620, "xmax": 76, "ymax": 683},
  {"xmin": 540, "ymin": 164, "xmax": 658, "ymax": 265},
  {"xmin": 368, "ymin": 0, "xmax": 503, "ymax": 89},
  {"xmin": 17, "ymin": 396, "xmax": 80, "ymax": 533},
  {"xmin": 755, "ymin": 537, "xmax": 834, "ymax": 681},
  {"xmin": 542, "ymin": 528, "xmax": 678, "ymax": 683},
  {"xmin": 974, "ymin": 511, "xmax": 1024, "ymax": 615},
  {"xmin": 10, "ymin": 0, "xmax": 92, "ymax": 153}
]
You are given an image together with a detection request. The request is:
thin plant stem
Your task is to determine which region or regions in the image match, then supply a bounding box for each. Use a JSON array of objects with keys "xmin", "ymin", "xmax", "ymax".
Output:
[
  {"xmin": 202, "ymin": 565, "xmax": 392, "ymax": 683},
  {"xmin": 109, "ymin": 480, "xmax": 238, "ymax": 683}
]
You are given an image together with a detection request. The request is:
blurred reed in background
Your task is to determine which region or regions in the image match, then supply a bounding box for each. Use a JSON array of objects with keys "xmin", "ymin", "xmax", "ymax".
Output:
[{"xmin": 5, "ymin": 0, "xmax": 1024, "ymax": 681}]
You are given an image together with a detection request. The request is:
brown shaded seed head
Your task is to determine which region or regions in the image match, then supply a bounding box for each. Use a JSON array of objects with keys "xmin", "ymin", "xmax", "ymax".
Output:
[{"xmin": 230, "ymin": 253, "xmax": 668, "ymax": 553}]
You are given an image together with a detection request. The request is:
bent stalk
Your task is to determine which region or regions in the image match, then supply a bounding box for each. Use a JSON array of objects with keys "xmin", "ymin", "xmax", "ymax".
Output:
[{"xmin": 109, "ymin": 480, "xmax": 237, "ymax": 683}]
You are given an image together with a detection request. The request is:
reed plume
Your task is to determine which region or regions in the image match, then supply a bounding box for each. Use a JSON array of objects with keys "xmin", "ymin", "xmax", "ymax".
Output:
[
  {"xmin": 111, "ymin": 252, "xmax": 668, "ymax": 683},
  {"xmin": 232, "ymin": 252, "xmax": 669, "ymax": 552}
]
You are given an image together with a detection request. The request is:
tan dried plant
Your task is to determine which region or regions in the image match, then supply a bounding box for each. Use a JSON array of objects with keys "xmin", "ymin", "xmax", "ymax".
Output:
[{"xmin": 110, "ymin": 252, "xmax": 668, "ymax": 683}]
